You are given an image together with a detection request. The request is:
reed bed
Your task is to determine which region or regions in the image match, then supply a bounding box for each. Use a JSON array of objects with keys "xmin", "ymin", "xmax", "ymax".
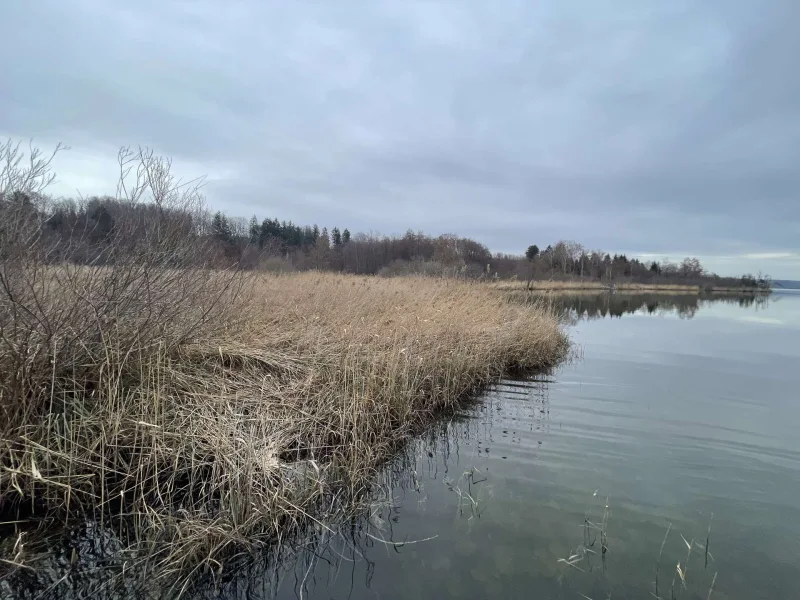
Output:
[{"xmin": 0, "ymin": 270, "xmax": 567, "ymax": 589}]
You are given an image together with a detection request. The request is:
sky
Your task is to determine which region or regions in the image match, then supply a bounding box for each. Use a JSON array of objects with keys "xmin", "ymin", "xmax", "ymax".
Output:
[{"xmin": 2, "ymin": 1, "xmax": 799, "ymax": 278}]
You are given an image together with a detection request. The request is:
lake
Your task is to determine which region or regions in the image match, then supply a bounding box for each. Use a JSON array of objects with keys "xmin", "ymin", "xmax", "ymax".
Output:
[{"xmin": 216, "ymin": 291, "xmax": 800, "ymax": 600}]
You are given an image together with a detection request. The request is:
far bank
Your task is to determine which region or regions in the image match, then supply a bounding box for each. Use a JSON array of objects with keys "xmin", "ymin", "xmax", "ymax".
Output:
[{"xmin": 491, "ymin": 280, "xmax": 772, "ymax": 294}]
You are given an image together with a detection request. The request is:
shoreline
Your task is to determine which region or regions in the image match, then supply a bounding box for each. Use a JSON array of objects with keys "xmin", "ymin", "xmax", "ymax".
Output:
[{"xmin": 490, "ymin": 281, "xmax": 771, "ymax": 294}]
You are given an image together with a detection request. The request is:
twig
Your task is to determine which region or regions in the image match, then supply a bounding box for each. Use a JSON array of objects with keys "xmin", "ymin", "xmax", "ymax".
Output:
[
  {"xmin": 706, "ymin": 571, "xmax": 718, "ymax": 600},
  {"xmin": 655, "ymin": 523, "xmax": 672, "ymax": 598},
  {"xmin": 364, "ymin": 532, "xmax": 438, "ymax": 548},
  {"xmin": 704, "ymin": 513, "xmax": 713, "ymax": 569}
]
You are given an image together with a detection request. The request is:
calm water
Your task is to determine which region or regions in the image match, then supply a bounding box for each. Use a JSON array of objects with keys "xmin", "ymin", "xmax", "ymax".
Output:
[{"xmin": 220, "ymin": 291, "xmax": 800, "ymax": 600}]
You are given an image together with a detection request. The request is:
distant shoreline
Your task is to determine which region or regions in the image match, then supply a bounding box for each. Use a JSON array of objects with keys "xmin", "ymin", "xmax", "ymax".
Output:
[{"xmin": 491, "ymin": 281, "xmax": 771, "ymax": 294}]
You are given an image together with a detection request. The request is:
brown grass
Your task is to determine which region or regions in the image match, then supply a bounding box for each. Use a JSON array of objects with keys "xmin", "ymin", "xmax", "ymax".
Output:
[{"xmin": 0, "ymin": 271, "xmax": 567, "ymax": 588}]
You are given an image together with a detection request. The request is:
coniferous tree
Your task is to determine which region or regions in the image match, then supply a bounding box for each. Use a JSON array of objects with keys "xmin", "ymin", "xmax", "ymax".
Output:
[
  {"xmin": 318, "ymin": 227, "xmax": 330, "ymax": 250},
  {"xmin": 211, "ymin": 211, "xmax": 232, "ymax": 243},
  {"xmin": 249, "ymin": 215, "xmax": 259, "ymax": 245}
]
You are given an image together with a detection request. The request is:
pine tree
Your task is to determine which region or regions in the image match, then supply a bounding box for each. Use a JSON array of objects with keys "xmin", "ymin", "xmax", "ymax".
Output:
[
  {"xmin": 342, "ymin": 228, "xmax": 350, "ymax": 244},
  {"xmin": 318, "ymin": 227, "xmax": 330, "ymax": 250},
  {"xmin": 211, "ymin": 211, "xmax": 232, "ymax": 243},
  {"xmin": 331, "ymin": 227, "xmax": 342, "ymax": 248},
  {"xmin": 249, "ymin": 215, "xmax": 259, "ymax": 245}
]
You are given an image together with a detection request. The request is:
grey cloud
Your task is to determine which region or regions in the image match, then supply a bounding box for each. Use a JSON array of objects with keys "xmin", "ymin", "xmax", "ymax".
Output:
[{"xmin": 1, "ymin": 0, "xmax": 798, "ymax": 276}]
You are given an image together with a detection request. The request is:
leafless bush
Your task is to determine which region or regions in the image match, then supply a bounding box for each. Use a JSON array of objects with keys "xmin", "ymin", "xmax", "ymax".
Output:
[
  {"xmin": 0, "ymin": 141, "xmax": 243, "ymax": 513},
  {"xmin": 0, "ymin": 139, "xmax": 66, "ymax": 198}
]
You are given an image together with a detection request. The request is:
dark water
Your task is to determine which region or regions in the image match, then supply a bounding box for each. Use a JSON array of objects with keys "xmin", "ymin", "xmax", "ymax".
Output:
[
  {"xmin": 237, "ymin": 291, "xmax": 798, "ymax": 600},
  {"xmin": 6, "ymin": 292, "xmax": 799, "ymax": 599}
]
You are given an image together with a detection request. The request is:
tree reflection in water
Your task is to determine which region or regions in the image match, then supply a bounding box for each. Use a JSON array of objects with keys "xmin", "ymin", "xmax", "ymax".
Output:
[{"xmin": 510, "ymin": 291, "xmax": 771, "ymax": 323}]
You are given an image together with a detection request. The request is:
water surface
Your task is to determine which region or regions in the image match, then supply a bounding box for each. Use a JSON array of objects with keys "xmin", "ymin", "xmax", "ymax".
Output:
[{"xmin": 237, "ymin": 291, "xmax": 800, "ymax": 600}]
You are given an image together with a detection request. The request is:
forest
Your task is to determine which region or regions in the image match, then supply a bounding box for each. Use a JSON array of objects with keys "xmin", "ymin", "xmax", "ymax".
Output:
[{"xmin": 6, "ymin": 190, "xmax": 769, "ymax": 289}]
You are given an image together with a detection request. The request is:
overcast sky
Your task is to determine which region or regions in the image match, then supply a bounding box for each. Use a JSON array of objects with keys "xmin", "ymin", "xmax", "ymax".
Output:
[{"xmin": 2, "ymin": 0, "xmax": 799, "ymax": 277}]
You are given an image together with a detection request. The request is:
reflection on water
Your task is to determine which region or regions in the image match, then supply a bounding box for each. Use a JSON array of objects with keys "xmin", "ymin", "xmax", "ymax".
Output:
[
  {"xmin": 524, "ymin": 291, "xmax": 772, "ymax": 322},
  {"xmin": 4, "ymin": 293, "xmax": 799, "ymax": 599}
]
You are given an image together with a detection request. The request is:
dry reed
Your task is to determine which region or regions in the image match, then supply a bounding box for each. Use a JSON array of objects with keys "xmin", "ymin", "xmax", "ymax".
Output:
[{"xmin": 0, "ymin": 270, "xmax": 567, "ymax": 589}]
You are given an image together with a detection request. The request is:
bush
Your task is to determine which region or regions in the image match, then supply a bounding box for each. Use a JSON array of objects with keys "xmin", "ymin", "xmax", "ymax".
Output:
[{"xmin": 0, "ymin": 141, "xmax": 243, "ymax": 519}]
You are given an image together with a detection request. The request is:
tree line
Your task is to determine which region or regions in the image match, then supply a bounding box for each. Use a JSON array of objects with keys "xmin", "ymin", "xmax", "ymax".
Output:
[
  {"xmin": 0, "ymin": 141, "xmax": 768, "ymax": 288},
  {"xmin": 2, "ymin": 190, "xmax": 768, "ymax": 288},
  {"xmin": 516, "ymin": 241, "xmax": 769, "ymax": 288}
]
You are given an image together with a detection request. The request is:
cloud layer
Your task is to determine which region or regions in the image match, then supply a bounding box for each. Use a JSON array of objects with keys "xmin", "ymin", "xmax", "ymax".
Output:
[{"xmin": 2, "ymin": 0, "xmax": 798, "ymax": 276}]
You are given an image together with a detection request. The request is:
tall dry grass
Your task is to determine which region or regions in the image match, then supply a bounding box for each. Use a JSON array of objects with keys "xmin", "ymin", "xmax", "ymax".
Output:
[{"xmin": 0, "ymin": 270, "xmax": 566, "ymax": 589}]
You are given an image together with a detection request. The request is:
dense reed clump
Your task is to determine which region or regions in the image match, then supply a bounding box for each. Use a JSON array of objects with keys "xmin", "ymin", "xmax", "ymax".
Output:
[
  {"xmin": 0, "ymin": 272, "xmax": 567, "ymax": 583},
  {"xmin": 0, "ymin": 142, "xmax": 568, "ymax": 588}
]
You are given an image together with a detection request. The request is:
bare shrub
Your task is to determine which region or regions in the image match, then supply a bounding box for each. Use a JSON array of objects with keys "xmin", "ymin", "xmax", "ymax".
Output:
[{"xmin": 0, "ymin": 141, "xmax": 243, "ymax": 518}]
